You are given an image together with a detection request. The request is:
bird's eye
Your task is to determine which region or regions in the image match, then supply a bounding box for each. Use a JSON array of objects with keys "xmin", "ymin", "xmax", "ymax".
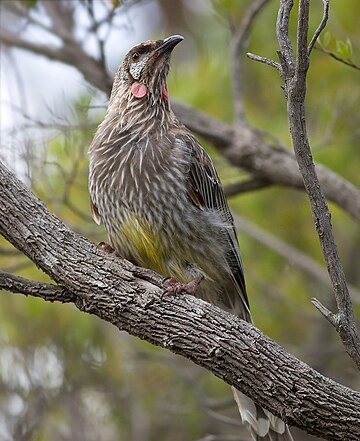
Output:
[{"xmin": 132, "ymin": 52, "xmax": 140, "ymax": 62}]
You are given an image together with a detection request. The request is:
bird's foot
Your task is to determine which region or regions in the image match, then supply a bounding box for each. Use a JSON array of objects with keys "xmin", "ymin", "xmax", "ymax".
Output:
[
  {"xmin": 97, "ymin": 241, "xmax": 115, "ymax": 253},
  {"xmin": 97, "ymin": 242, "xmax": 123, "ymax": 258},
  {"xmin": 162, "ymin": 275, "xmax": 204, "ymax": 297}
]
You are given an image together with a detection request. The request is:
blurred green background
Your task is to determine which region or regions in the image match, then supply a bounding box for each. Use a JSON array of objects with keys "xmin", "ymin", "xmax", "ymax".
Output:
[{"xmin": 0, "ymin": 1, "xmax": 359, "ymax": 440}]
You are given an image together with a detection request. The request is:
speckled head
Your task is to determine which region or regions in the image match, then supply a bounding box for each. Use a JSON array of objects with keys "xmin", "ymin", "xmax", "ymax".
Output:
[{"xmin": 114, "ymin": 35, "xmax": 183, "ymax": 100}]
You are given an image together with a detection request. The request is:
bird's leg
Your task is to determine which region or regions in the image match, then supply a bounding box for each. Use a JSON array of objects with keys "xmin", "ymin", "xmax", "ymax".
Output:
[
  {"xmin": 97, "ymin": 241, "xmax": 115, "ymax": 253},
  {"xmin": 162, "ymin": 275, "xmax": 204, "ymax": 297},
  {"xmin": 97, "ymin": 242, "xmax": 123, "ymax": 258}
]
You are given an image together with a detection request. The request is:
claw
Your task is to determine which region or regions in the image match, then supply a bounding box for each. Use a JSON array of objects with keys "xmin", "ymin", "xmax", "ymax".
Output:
[
  {"xmin": 97, "ymin": 242, "xmax": 123, "ymax": 258},
  {"xmin": 97, "ymin": 241, "xmax": 115, "ymax": 253},
  {"xmin": 162, "ymin": 275, "xmax": 204, "ymax": 298}
]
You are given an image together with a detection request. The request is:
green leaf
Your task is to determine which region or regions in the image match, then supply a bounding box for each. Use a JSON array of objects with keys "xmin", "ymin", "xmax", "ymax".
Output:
[
  {"xmin": 336, "ymin": 39, "xmax": 352, "ymax": 60},
  {"xmin": 346, "ymin": 37, "xmax": 353, "ymax": 58}
]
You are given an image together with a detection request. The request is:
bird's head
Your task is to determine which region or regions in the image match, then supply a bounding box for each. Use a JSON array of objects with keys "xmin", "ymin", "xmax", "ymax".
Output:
[{"xmin": 113, "ymin": 35, "xmax": 183, "ymax": 105}]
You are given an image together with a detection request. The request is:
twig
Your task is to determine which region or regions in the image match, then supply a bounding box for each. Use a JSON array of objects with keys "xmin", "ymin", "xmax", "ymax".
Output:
[
  {"xmin": 245, "ymin": 53, "xmax": 281, "ymax": 71},
  {"xmin": 311, "ymin": 297, "xmax": 338, "ymax": 327},
  {"xmin": 314, "ymin": 45, "xmax": 360, "ymax": 72},
  {"xmin": 274, "ymin": 0, "xmax": 360, "ymax": 368},
  {"xmin": 308, "ymin": 0, "xmax": 330, "ymax": 55}
]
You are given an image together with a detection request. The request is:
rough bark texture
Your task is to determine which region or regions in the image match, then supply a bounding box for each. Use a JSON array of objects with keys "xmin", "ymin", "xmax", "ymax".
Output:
[{"xmin": 1, "ymin": 163, "xmax": 360, "ymax": 441}]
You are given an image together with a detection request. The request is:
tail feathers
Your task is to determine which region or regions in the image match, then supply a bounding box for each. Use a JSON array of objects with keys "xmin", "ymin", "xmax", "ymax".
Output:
[{"xmin": 232, "ymin": 388, "xmax": 294, "ymax": 441}]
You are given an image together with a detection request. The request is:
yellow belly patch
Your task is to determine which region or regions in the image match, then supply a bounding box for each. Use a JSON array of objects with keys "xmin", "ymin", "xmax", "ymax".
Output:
[
  {"xmin": 121, "ymin": 214, "xmax": 169, "ymax": 276},
  {"xmin": 120, "ymin": 214, "xmax": 204, "ymax": 283}
]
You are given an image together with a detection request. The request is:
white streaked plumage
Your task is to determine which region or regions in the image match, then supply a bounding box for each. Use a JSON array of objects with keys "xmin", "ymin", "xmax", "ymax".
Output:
[{"xmin": 88, "ymin": 36, "xmax": 293, "ymax": 441}]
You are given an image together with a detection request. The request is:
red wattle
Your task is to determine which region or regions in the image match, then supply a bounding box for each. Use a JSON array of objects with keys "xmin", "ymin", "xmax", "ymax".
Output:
[
  {"xmin": 131, "ymin": 82, "xmax": 148, "ymax": 98},
  {"xmin": 162, "ymin": 86, "xmax": 169, "ymax": 101}
]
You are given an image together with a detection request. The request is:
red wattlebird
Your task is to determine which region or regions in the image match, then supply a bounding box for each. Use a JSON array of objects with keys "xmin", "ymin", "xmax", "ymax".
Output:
[{"xmin": 89, "ymin": 35, "xmax": 293, "ymax": 441}]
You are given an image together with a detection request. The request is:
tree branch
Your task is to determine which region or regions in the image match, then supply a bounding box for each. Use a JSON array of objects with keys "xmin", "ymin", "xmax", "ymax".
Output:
[
  {"xmin": 307, "ymin": 0, "xmax": 329, "ymax": 55},
  {"xmin": 224, "ymin": 178, "xmax": 272, "ymax": 196},
  {"xmin": 314, "ymin": 45, "xmax": 360, "ymax": 72},
  {"xmin": 273, "ymin": 0, "xmax": 360, "ymax": 368},
  {"xmin": 245, "ymin": 52, "xmax": 281, "ymax": 70},
  {"xmin": 0, "ymin": 271, "xmax": 76, "ymax": 303},
  {"xmin": 0, "ymin": 29, "xmax": 112, "ymax": 94},
  {"xmin": 0, "ymin": 161, "xmax": 359, "ymax": 440},
  {"xmin": 223, "ymin": 122, "xmax": 360, "ymax": 223}
]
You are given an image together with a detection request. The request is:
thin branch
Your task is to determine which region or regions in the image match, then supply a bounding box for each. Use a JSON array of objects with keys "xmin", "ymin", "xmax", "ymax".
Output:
[
  {"xmin": 308, "ymin": 0, "xmax": 330, "ymax": 55},
  {"xmin": 312, "ymin": 297, "xmax": 338, "ymax": 327},
  {"xmin": 0, "ymin": 29, "xmax": 68, "ymax": 66},
  {"xmin": 5, "ymin": 2, "xmax": 63, "ymax": 41},
  {"xmin": 63, "ymin": 198, "xmax": 94, "ymax": 222},
  {"xmin": 245, "ymin": 52, "xmax": 281, "ymax": 70},
  {"xmin": 230, "ymin": 0, "xmax": 271, "ymax": 121},
  {"xmin": 296, "ymin": 0, "xmax": 310, "ymax": 74},
  {"xmin": 314, "ymin": 45, "xmax": 360, "ymax": 71},
  {"xmin": 0, "ymin": 271, "xmax": 76, "ymax": 303},
  {"xmin": 273, "ymin": 0, "xmax": 360, "ymax": 368},
  {"xmin": 42, "ymin": 0, "xmax": 76, "ymax": 44},
  {"xmin": 0, "ymin": 246, "xmax": 20, "ymax": 256}
]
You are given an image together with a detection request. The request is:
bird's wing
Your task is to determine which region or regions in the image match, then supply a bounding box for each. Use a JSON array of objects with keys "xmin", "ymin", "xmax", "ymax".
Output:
[{"xmin": 180, "ymin": 134, "xmax": 250, "ymax": 316}]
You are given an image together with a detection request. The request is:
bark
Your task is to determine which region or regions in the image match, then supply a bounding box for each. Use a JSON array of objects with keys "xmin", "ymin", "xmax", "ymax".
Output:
[{"xmin": 0, "ymin": 162, "xmax": 360, "ymax": 441}]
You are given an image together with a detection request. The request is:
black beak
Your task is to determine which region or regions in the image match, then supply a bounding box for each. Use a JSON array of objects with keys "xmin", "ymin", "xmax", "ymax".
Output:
[{"xmin": 155, "ymin": 35, "xmax": 184, "ymax": 55}]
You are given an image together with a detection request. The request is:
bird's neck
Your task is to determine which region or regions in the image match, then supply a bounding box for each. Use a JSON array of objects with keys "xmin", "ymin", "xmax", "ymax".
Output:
[
  {"xmin": 111, "ymin": 83, "xmax": 174, "ymax": 136},
  {"xmin": 99, "ymin": 83, "xmax": 174, "ymax": 147}
]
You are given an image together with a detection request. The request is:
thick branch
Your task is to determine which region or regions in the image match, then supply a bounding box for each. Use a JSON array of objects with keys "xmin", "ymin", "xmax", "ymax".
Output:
[
  {"xmin": 224, "ymin": 178, "xmax": 272, "ymax": 195},
  {"xmin": 275, "ymin": 0, "xmax": 360, "ymax": 368},
  {"xmin": 222, "ymin": 121, "xmax": 360, "ymax": 223},
  {"xmin": 0, "ymin": 161, "xmax": 359, "ymax": 440},
  {"xmin": 0, "ymin": 29, "xmax": 112, "ymax": 94}
]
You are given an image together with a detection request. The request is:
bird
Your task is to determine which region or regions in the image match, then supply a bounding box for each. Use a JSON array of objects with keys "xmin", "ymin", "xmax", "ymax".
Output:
[{"xmin": 88, "ymin": 35, "xmax": 293, "ymax": 441}]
